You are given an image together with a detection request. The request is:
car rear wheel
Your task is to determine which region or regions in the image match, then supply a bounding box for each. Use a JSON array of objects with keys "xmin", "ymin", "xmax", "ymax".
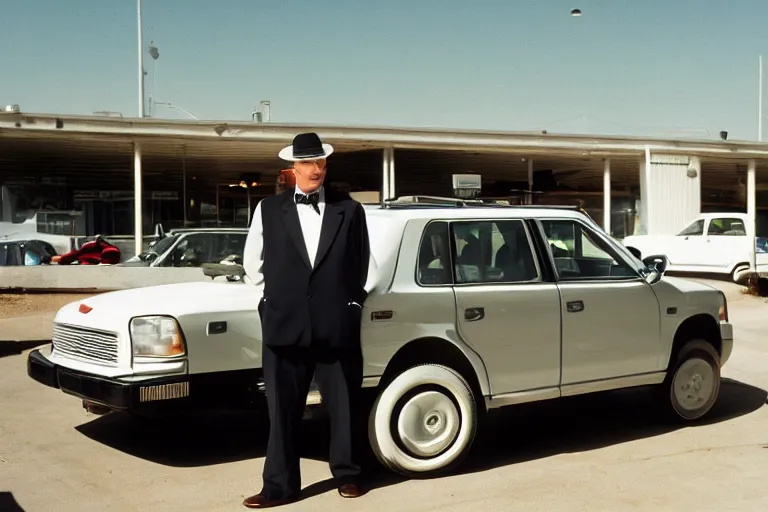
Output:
[
  {"xmin": 731, "ymin": 264, "xmax": 750, "ymax": 284},
  {"xmin": 661, "ymin": 340, "xmax": 721, "ymax": 421},
  {"xmin": 368, "ymin": 364, "xmax": 478, "ymax": 477}
]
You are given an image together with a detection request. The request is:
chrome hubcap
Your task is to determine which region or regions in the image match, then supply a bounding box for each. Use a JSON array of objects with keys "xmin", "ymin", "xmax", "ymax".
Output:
[
  {"xmin": 396, "ymin": 391, "xmax": 460, "ymax": 458},
  {"xmin": 673, "ymin": 358, "xmax": 715, "ymax": 411}
]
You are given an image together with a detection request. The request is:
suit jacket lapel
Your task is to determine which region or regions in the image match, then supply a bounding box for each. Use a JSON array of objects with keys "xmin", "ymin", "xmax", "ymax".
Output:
[
  {"xmin": 314, "ymin": 201, "xmax": 344, "ymax": 270},
  {"xmin": 280, "ymin": 195, "xmax": 312, "ymax": 270}
]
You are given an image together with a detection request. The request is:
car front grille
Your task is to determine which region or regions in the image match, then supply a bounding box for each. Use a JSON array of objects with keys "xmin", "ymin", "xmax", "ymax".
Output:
[{"xmin": 52, "ymin": 323, "xmax": 119, "ymax": 366}]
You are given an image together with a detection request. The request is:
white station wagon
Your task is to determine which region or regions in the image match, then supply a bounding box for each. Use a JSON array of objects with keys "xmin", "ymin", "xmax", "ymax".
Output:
[{"xmin": 28, "ymin": 196, "xmax": 734, "ymax": 477}]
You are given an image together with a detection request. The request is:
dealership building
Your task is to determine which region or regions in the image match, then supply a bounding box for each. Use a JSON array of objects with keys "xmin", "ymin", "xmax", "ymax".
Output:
[{"xmin": 2, "ymin": 111, "xmax": 768, "ymax": 259}]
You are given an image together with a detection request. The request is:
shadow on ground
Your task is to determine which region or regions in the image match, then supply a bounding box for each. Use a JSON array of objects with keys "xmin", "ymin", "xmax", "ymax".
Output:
[
  {"xmin": 0, "ymin": 340, "xmax": 50, "ymax": 358},
  {"xmin": 0, "ymin": 492, "xmax": 26, "ymax": 512},
  {"xmin": 76, "ymin": 378, "xmax": 766, "ymax": 499}
]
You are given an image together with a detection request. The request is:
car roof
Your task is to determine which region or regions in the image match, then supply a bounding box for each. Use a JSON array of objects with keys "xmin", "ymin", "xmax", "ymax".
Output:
[
  {"xmin": 362, "ymin": 200, "xmax": 586, "ymax": 221},
  {"xmin": 698, "ymin": 212, "xmax": 748, "ymax": 219}
]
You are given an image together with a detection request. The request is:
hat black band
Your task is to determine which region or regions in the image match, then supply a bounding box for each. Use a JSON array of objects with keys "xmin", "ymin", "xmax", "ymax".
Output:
[{"xmin": 293, "ymin": 147, "xmax": 325, "ymax": 158}]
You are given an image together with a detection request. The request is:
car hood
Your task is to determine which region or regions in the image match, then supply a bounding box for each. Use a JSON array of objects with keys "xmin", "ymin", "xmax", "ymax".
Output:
[
  {"xmin": 56, "ymin": 282, "xmax": 262, "ymax": 330},
  {"xmin": 660, "ymin": 275, "xmax": 717, "ymax": 293}
]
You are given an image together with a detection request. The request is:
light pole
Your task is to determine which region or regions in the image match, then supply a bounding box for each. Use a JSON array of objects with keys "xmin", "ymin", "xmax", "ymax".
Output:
[
  {"xmin": 759, "ymin": 54, "xmax": 763, "ymax": 141},
  {"xmin": 138, "ymin": 0, "xmax": 145, "ymax": 117},
  {"xmin": 148, "ymin": 41, "xmax": 159, "ymax": 116}
]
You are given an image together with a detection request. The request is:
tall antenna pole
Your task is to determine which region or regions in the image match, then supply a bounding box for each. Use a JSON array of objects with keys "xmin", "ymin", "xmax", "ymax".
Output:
[{"xmin": 138, "ymin": 0, "xmax": 145, "ymax": 118}]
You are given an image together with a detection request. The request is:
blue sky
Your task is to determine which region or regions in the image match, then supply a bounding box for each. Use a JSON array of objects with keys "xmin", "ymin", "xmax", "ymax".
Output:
[{"xmin": 2, "ymin": 0, "xmax": 768, "ymax": 140}]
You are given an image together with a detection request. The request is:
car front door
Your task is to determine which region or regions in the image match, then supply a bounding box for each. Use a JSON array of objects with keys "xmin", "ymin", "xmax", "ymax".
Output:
[
  {"xmin": 667, "ymin": 218, "xmax": 707, "ymax": 266},
  {"xmin": 451, "ymin": 218, "xmax": 562, "ymax": 395},
  {"xmin": 538, "ymin": 219, "xmax": 662, "ymax": 386}
]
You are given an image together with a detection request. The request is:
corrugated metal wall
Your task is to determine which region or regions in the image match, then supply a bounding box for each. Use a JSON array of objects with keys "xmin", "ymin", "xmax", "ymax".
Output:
[{"xmin": 647, "ymin": 154, "xmax": 701, "ymax": 235}]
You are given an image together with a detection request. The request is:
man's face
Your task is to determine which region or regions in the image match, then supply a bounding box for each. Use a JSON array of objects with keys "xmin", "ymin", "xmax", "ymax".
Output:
[{"xmin": 292, "ymin": 158, "xmax": 327, "ymax": 193}]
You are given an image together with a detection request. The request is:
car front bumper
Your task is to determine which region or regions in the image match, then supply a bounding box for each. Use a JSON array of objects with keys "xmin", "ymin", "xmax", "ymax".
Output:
[
  {"xmin": 719, "ymin": 322, "xmax": 734, "ymax": 366},
  {"xmin": 27, "ymin": 349, "xmax": 193, "ymax": 411}
]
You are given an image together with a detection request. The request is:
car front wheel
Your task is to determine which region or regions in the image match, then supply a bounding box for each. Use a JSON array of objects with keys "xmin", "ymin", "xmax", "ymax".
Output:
[
  {"xmin": 661, "ymin": 340, "xmax": 721, "ymax": 421},
  {"xmin": 368, "ymin": 363, "xmax": 478, "ymax": 477}
]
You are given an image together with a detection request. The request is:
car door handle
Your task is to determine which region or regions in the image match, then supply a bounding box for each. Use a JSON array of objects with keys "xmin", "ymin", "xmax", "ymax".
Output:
[
  {"xmin": 464, "ymin": 307, "xmax": 485, "ymax": 322},
  {"xmin": 566, "ymin": 301, "xmax": 584, "ymax": 313}
]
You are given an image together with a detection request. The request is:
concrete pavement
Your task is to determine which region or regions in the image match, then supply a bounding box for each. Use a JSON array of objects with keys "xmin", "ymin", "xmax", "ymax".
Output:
[{"xmin": 1, "ymin": 279, "xmax": 767, "ymax": 511}]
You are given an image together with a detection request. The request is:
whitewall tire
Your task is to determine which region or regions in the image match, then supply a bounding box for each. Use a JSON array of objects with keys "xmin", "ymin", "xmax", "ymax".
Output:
[
  {"xmin": 662, "ymin": 341, "xmax": 721, "ymax": 421},
  {"xmin": 368, "ymin": 364, "xmax": 478, "ymax": 477}
]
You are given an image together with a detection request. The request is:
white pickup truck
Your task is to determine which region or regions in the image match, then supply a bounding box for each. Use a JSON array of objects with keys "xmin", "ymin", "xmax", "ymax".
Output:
[{"xmin": 622, "ymin": 212, "xmax": 768, "ymax": 283}]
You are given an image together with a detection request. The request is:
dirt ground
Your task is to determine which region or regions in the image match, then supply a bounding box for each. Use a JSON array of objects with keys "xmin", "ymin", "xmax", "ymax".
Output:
[{"xmin": 0, "ymin": 293, "xmax": 96, "ymax": 320}]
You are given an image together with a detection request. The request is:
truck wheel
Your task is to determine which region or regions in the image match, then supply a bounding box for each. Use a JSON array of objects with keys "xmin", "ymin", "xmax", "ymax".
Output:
[
  {"xmin": 660, "ymin": 341, "xmax": 721, "ymax": 421},
  {"xmin": 368, "ymin": 364, "xmax": 478, "ymax": 477},
  {"xmin": 731, "ymin": 264, "xmax": 750, "ymax": 284}
]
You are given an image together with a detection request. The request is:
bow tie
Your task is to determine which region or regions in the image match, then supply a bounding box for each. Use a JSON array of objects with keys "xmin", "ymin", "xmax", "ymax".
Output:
[{"xmin": 295, "ymin": 192, "xmax": 320, "ymax": 213}]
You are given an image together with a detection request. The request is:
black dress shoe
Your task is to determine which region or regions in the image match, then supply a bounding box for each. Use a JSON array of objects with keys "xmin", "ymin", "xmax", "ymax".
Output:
[
  {"xmin": 243, "ymin": 493, "xmax": 296, "ymax": 508},
  {"xmin": 338, "ymin": 483, "xmax": 365, "ymax": 498}
]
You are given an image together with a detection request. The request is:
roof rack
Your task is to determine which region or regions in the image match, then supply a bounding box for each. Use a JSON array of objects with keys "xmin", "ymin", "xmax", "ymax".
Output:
[{"xmin": 382, "ymin": 195, "xmax": 585, "ymax": 212}]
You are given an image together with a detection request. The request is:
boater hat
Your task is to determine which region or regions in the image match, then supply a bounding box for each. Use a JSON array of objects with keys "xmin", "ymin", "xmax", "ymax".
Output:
[{"xmin": 278, "ymin": 132, "xmax": 334, "ymax": 162}]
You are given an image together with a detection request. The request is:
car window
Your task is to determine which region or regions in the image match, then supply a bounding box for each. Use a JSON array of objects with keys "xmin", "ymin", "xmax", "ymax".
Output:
[
  {"xmin": 707, "ymin": 217, "xmax": 746, "ymax": 236},
  {"xmin": 210, "ymin": 233, "xmax": 248, "ymax": 262},
  {"xmin": 416, "ymin": 221, "xmax": 452, "ymax": 286},
  {"xmin": 540, "ymin": 219, "xmax": 638, "ymax": 281},
  {"xmin": 451, "ymin": 220, "xmax": 539, "ymax": 284},
  {"xmin": 677, "ymin": 219, "xmax": 704, "ymax": 236}
]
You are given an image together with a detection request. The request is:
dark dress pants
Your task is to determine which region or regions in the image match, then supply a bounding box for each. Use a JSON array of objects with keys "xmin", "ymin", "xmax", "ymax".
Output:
[{"xmin": 260, "ymin": 342, "xmax": 364, "ymax": 500}]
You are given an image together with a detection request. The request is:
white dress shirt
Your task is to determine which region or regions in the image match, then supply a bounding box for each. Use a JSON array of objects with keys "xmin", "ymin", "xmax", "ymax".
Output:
[{"xmin": 243, "ymin": 186, "xmax": 377, "ymax": 294}]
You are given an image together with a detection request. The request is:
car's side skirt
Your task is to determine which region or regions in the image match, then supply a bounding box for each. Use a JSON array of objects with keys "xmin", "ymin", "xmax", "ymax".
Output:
[{"xmin": 485, "ymin": 371, "xmax": 667, "ymax": 409}]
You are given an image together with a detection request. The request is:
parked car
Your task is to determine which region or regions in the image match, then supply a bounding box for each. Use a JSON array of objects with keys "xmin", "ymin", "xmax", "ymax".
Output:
[
  {"xmin": 119, "ymin": 228, "xmax": 248, "ymax": 268},
  {"xmin": 0, "ymin": 239, "xmax": 56, "ymax": 266},
  {"xmin": 622, "ymin": 212, "xmax": 768, "ymax": 283},
  {"xmin": 27, "ymin": 196, "xmax": 733, "ymax": 477}
]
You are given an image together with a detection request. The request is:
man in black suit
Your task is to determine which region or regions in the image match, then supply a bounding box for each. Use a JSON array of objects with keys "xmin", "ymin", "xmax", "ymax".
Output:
[{"xmin": 242, "ymin": 132, "xmax": 375, "ymax": 508}]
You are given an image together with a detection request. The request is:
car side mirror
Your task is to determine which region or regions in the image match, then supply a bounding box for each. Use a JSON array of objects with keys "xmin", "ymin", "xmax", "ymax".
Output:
[
  {"xmin": 642, "ymin": 254, "xmax": 668, "ymax": 284},
  {"xmin": 642, "ymin": 254, "xmax": 668, "ymax": 274}
]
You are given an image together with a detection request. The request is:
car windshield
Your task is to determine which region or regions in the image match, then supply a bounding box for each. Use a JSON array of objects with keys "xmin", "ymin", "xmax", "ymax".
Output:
[{"xmin": 139, "ymin": 234, "xmax": 179, "ymax": 261}]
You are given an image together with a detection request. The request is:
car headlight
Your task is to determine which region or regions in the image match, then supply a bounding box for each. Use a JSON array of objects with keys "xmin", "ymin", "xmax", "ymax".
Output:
[{"xmin": 130, "ymin": 316, "xmax": 186, "ymax": 357}]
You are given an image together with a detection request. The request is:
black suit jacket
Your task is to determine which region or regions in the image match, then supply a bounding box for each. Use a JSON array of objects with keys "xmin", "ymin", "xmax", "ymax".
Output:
[{"xmin": 258, "ymin": 188, "xmax": 370, "ymax": 349}]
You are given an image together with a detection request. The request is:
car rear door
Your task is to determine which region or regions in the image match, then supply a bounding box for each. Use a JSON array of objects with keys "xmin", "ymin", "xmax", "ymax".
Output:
[{"xmin": 451, "ymin": 218, "xmax": 562, "ymax": 395}]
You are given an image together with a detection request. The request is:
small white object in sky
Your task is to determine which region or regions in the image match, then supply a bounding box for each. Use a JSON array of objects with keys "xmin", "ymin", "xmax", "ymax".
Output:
[{"xmin": 571, "ymin": 8, "xmax": 582, "ymax": 16}]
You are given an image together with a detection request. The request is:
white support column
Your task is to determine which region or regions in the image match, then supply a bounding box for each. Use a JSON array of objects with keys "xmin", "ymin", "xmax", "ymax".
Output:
[
  {"xmin": 603, "ymin": 159, "xmax": 611, "ymax": 235},
  {"xmin": 381, "ymin": 148, "xmax": 391, "ymax": 201},
  {"xmin": 644, "ymin": 146, "xmax": 652, "ymax": 234},
  {"xmin": 133, "ymin": 141, "xmax": 143, "ymax": 256},
  {"xmin": 388, "ymin": 148, "xmax": 396, "ymax": 199},
  {"xmin": 747, "ymin": 159, "xmax": 757, "ymax": 272},
  {"xmin": 527, "ymin": 158, "xmax": 534, "ymax": 204}
]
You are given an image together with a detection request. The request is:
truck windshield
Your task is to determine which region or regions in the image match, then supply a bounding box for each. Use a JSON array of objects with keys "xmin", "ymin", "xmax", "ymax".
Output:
[{"xmin": 139, "ymin": 234, "xmax": 179, "ymax": 261}]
